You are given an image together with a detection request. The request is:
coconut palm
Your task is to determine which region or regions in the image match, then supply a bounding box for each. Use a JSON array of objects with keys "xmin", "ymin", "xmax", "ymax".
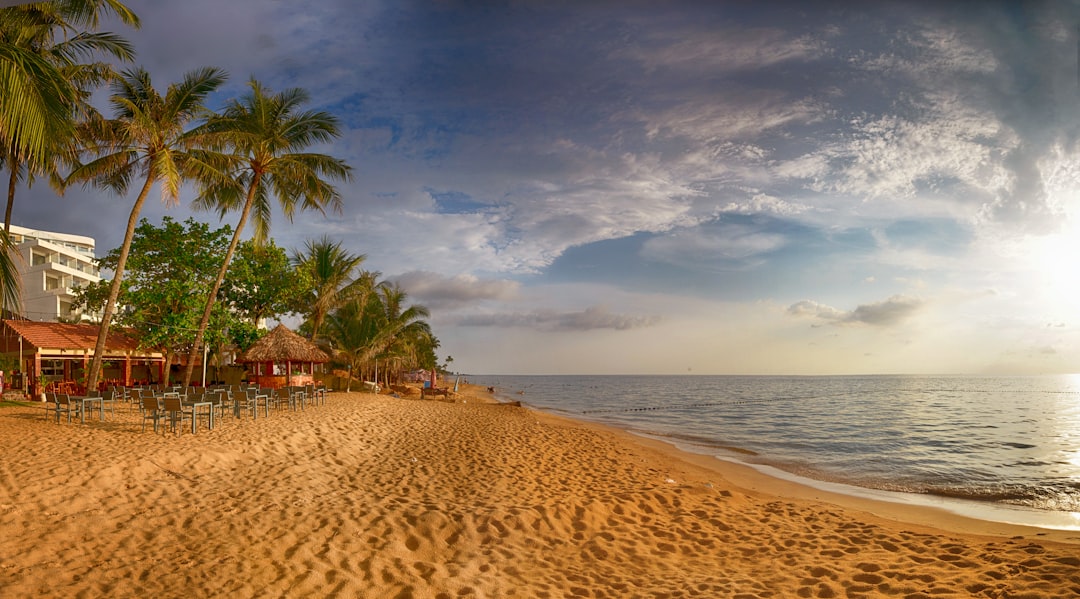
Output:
[
  {"xmin": 292, "ymin": 235, "xmax": 369, "ymax": 342},
  {"xmin": 0, "ymin": 37, "xmax": 73, "ymax": 172},
  {"xmin": 372, "ymin": 282, "xmax": 434, "ymax": 383},
  {"xmin": 322, "ymin": 281, "xmax": 433, "ymax": 389},
  {"xmin": 323, "ymin": 295, "xmax": 379, "ymax": 392},
  {"xmin": 67, "ymin": 66, "xmax": 228, "ymax": 392},
  {"xmin": 0, "ymin": 1, "xmax": 138, "ymax": 315},
  {"xmin": 180, "ymin": 79, "xmax": 352, "ymax": 387},
  {"xmin": 1, "ymin": 0, "xmax": 139, "ymax": 234}
]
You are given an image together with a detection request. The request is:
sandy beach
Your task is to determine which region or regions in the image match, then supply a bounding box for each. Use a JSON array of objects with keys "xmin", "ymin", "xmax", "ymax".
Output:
[{"xmin": 1, "ymin": 384, "xmax": 1079, "ymax": 598}]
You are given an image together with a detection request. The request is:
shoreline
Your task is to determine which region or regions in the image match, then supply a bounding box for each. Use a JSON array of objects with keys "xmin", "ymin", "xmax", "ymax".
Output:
[
  {"xmin": 517, "ymin": 397, "xmax": 1080, "ymax": 546},
  {"xmin": 487, "ymin": 379, "xmax": 1080, "ymax": 540},
  {"xmin": 646, "ymin": 432, "xmax": 1080, "ymax": 535},
  {"xmin": 1, "ymin": 384, "xmax": 1078, "ymax": 596}
]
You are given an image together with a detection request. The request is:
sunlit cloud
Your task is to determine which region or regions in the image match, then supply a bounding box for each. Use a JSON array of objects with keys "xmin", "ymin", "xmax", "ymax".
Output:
[{"xmin": 788, "ymin": 295, "xmax": 924, "ymax": 327}]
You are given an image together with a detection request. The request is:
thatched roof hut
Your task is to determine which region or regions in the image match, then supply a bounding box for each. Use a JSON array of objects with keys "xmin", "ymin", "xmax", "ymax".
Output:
[{"xmin": 236, "ymin": 324, "xmax": 329, "ymax": 388}]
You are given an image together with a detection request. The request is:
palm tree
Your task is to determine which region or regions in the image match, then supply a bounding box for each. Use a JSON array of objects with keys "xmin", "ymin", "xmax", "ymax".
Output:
[
  {"xmin": 0, "ymin": 37, "xmax": 73, "ymax": 173},
  {"xmin": 372, "ymin": 282, "xmax": 433, "ymax": 384},
  {"xmin": 323, "ymin": 294, "xmax": 379, "ymax": 392},
  {"xmin": 1, "ymin": 0, "xmax": 139, "ymax": 234},
  {"xmin": 66, "ymin": 66, "xmax": 228, "ymax": 392},
  {"xmin": 292, "ymin": 235, "xmax": 368, "ymax": 341},
  {"xmin": 0, "ymin": 1, "xmax": 138, "ymax": 315},
  {"xmin": 322, "ymin": 282, "xmax": 433, "ymax": 389},
  {"xmin": 180, "ymin": 79, "xmax": 352, "ymax": 387}
]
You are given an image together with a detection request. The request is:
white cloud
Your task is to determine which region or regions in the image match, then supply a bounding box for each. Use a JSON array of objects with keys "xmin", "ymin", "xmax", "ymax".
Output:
[
  {"xmin": 788, "ymin": 295, "xmax": 924, "ymax": 327},
  {"xmin": 624, "ymin": 25, "xmax": 828, "ymax": 72}
]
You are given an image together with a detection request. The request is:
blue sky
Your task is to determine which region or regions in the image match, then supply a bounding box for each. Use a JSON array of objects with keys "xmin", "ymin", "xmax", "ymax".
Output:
[{"xmin": 13, "ymin": 1, "xmax": 1080, "ymax": 374}]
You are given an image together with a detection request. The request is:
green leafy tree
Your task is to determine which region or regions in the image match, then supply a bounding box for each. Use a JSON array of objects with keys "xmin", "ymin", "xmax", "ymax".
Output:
[
  {"xmin": 220, "ymin": 238, "xmax": 301, "ymax": 326},
  {"xmin": 66, "ymin": 66, "xmax": 228, "ymax": 391},
  {"xmin": 71, "ymin": 217, "xmax": 235, "ymax": 382},
  {"xmin": 292, "ymin": 236, "xmax": 369, "ymax": 342},
  {"xmin": 181, "ymin": 79, "xmax": 351, "ymax": 387}
]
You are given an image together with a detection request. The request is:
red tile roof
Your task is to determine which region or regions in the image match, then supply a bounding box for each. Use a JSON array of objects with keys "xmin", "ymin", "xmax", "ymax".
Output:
[{"xmin": 3, "ymin": 319, "xmax": 143, "ymax": 352}]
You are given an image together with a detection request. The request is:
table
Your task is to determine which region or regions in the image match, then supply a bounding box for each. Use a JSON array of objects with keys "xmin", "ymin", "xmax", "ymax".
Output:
[
  {"xmin": 74, "ymin": 396, "xmax": 103, "ymax": 424},
  {"xmin": 253, "ymin": 391, "xmax": 270, "ymax": 419},
  {"xmin": 185, "ymin": 401, "xmax": 215, "ymax": 434}
]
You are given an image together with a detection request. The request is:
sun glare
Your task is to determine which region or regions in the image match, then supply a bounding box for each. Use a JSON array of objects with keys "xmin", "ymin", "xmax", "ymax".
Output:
[
  {"xmin": 1024, "ymin": 224, "xmax": 1080, "ymax": 311},
  {"xmin": 1019, "ymin": 167, "xmax": 1080, "ymax": 316}
]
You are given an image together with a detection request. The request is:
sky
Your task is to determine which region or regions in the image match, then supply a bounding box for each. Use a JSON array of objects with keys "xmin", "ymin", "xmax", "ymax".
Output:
[{"xmin": 10, "ymin": 0, "xmax": 1080, "ymax": 375}]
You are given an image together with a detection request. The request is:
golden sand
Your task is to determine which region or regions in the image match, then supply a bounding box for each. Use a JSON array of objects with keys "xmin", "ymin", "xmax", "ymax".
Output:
[{"xmin": 0, "ymin": 384, "xmax": 1078, "ymax": 598}]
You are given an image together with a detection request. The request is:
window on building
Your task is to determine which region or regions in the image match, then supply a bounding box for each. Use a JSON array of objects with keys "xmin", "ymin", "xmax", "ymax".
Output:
[{"xmin": 41, "ymin": 359, "xmax": 63, "ymax": 377}]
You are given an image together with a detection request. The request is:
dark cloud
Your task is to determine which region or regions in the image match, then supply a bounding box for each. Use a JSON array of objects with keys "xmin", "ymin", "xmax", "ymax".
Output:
[
  {"xmin": 392, "ymin": 271, "xmax": 520, "ymax": 310},
  {"xmin": 845, "ymin": 296, "xmax": 923, "ymax": 326},
  {"xmin": 459, "ymin": 306, "xmax": 660, "ymax": 332}
]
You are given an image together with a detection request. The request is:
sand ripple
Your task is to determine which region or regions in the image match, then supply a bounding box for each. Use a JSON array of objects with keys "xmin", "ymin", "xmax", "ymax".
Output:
[{"xmin": 0, "ymin": 387, "xmax": 1078, "ymax": 597}]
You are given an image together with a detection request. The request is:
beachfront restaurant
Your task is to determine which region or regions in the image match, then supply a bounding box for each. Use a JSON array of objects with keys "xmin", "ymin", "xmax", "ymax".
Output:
[
  {"xmin": 235, "ymin": 324, "xmax": 329, "ymax": 389},
  {"xmin": 0, "ymin": 319, "xmax": 166, "ymax": 395}
]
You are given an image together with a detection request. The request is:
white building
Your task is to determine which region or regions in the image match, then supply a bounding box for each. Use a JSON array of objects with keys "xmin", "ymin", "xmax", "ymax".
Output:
[{"xmin": 4, "ymin": 224, "xmax": 100, "ymax": 322}]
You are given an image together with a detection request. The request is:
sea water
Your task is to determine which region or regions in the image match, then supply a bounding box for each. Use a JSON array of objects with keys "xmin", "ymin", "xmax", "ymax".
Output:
[{"xmin": 470, "ymin": 374, "xmax": 1080, "ymax": 530}]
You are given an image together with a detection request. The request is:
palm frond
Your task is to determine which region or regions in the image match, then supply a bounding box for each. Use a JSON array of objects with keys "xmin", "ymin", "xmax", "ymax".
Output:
[
  {"xmin": 52, "ymin": 31, "xmax": 135, "ymax": 63},
  {"xmin": 0, "ymin": 42, "xmax": 76, "ymax": 168}
]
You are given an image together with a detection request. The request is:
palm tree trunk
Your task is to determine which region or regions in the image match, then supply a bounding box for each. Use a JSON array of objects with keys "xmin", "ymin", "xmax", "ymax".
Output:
[
  {"xmin": 5, "ymin": 163, "xmax": 17, "ymax": 235},
  {"xmin": 85, "ymin": 173, "xmax": 155, "ymax": 392},
  {"xmin": 181, "ymin": 175, "xmax": 260, "ymax": 387},
  {"xmin": 2, "ymin": 163, "xmax": 20, "ymax": 315}
]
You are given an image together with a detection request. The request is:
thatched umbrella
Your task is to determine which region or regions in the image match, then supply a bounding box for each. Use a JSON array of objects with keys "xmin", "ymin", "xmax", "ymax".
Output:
[{"xmin": 236, "ymin": 324, "xmax": 330, "ymax": 388}]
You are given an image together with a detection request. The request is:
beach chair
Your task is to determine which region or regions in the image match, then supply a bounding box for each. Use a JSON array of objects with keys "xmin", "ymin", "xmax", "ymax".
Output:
[
  {"xmin": 99, "ymin": 389, "xmax": 117, "ymax": 419},
  {"xmin": 162, "ymin": 396, "xmax": 192, "ymax": 434},
  {"xmin": 131, "ymin": 388, "xmax": 147, "ymax": 414},
  {"xmin": 43, "ymin": 392, "xmax": 57, "ymax": 422},
  {"xmin": 55, "ymin": 394, "xmax": 83, "ymax": 423},
  {"xmin": 282, "ymin": 386, "xmax": 304, "ymax": 411},
  {"xmin": 184, "ymin": 391, "xmax": 214, "ymax": 432},
  {"xmin": 307, "ymin": 383, "xmax": 326, "ymax": 406},
  {"xmin": 251, "ymin": 388, "xmax": 271, "ymax": 417},
  {"xmin": 259, "ymin": 388, "xmax": 281, "ymax": 412},
  {"xmin": 208, "ymin": 388, "xmax": 230, "ymax": 420},
  {"xmin": 240, "ymin": 388, "xmax": 259, "ymax": 419},
  {"xmin": 141, "ymin": 395, "xmax": 164, "ymax": 433}
]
